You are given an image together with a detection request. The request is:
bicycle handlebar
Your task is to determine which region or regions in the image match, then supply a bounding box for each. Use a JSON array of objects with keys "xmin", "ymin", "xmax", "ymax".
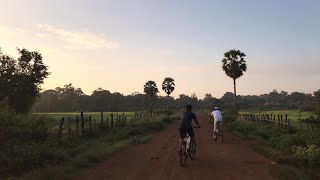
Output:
[{"xmin": 192, "ymin": 126, "xmax": 200, "ymax": 128}]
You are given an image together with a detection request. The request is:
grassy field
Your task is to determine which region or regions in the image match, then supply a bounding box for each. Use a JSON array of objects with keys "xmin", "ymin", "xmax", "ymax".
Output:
[{"xmin": 240, "ymin": 110, "xmax": 316, "ymax": 121}]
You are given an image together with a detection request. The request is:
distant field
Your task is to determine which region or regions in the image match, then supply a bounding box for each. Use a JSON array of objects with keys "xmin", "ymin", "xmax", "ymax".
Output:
[{"xmin": 240, "ymin": 110, "xmax": 316, "ymax": 121}]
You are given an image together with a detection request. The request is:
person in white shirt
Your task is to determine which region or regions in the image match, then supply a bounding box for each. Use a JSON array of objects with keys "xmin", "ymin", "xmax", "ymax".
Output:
[{"xmin": 210, "ymin": 107, "xmax": 223, "ymax": 140}]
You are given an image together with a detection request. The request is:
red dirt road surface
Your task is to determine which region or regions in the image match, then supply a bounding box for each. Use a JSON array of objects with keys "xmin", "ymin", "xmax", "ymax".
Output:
[{"xmin": 77, "ymin": 115, "xmax": 275, "ymax": 180}]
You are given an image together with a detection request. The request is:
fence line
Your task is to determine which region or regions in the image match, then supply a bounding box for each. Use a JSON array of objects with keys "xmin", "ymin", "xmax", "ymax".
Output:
[
  {"xmin": 49, "ymin": 111, "xmax": 166, "ymax": 137},
  {"xmin": 239, "ymin": 113, "xmax": 320, "ymax": 132}
]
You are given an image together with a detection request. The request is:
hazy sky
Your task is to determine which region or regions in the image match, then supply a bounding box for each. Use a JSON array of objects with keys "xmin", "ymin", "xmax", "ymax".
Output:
[{"xmin": 1, "ymin": 0, "xmax": 319, "ymax": 98}]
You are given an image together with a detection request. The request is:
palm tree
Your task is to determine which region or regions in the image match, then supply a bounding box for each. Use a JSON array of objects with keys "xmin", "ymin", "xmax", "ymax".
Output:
[
  {"xmin": 222, "ymin": 49, "xmax": 247, "ymax": 111},
  {"xmin": 162, "ymin": 77, "xmax": 175, "ymax": 112},
  {"xmin": 143, "ymin": 81, "xmax": 159, "ymax": 112}
]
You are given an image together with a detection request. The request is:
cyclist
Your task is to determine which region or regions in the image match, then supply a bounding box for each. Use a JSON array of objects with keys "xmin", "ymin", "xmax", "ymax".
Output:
[
  {"xmin": 179, "ymin": 104, "xmax": 200, "ymax": 153},
  {"xmin": 210, "ymin": 107, "xmax": 223, "ymax": 140}
]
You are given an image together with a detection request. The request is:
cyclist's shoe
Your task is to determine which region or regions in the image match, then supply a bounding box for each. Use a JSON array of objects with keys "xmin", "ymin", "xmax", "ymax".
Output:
[{"xmin": 214, "ymin": 135, "xmax": 217, "ymax": 140}]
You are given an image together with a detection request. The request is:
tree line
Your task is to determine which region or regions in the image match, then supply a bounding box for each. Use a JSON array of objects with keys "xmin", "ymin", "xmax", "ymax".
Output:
[{"xmin": 32, "ymin": 84, "xmax": 320, "ymax": 113}]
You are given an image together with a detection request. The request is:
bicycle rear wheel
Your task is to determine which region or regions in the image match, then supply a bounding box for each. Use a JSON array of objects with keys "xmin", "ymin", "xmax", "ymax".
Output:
[
  {"xmin": 188, "ymin": 140, "xmax": 197, "ymax": 159},
  {"xmin": 219, "ymin": 129, "xmax": 224, "ymax": 143},
  {"xmin": 217, "ymin": 124, "xmax": 223, "ymax": 143},
  {"xmin": 179, "ymin": 142, "xmax": 187, "ymax": 167}
]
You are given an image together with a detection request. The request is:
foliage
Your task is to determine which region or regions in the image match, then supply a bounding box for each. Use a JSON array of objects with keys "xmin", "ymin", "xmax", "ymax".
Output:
[
  {"xmin": 222, "ymin": 109, "xmax": 238, "ymax": 125},
  {"xmin": 0, "ymin": 47, "xmax": 50, "ymax": 113},
  {"xmin": 222, "ymin": 49, "xmax": 247, "ymax": 80},
  {"xmin": 0, "ymin": 105, "xmax": 178, "ymax": 179},
  {"xmin": 292, "ymin": 145, "xmax": 320, "ymax": 168},
  {"xmin": 226, "ymin": 116, "xmax": 320, "ymax": 170},
  {"xmin": 315, "ymin": 90, "xmax": 320, "ymax": 116},
  {"xmin": 143, "ymin": 81, "xmax": 159, "ymax": 112},
  {"xmin": 162, "ymin": 77, "xmax": 175, "ymax": 96},
  {"xmin": 221, "ymin": 49, "xmax": 247, "ymax": 110},
  {"xmin": 33, "ymin": 86, "xmax": 318, "ymax": 113},
  {"xmin": 162, "ymin": 77, "xmax": 175, "ymax": 111}
]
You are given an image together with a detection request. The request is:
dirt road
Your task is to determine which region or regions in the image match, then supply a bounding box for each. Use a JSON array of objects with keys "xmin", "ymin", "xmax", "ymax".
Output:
[{"xmin": 77, "ymin": 115, "xmax": 275, "ymax": 180}]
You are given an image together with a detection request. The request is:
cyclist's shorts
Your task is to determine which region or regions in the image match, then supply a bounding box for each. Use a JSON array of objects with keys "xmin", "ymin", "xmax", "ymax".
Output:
[{"xmin": 179, "ymin": 127, "xmax": 195, "ymax": 138}]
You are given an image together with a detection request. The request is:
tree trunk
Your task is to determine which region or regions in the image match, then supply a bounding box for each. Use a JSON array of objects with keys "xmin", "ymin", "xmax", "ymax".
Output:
[
  {"xmin": 149, "ymin": 95, "xmax": 152, "ymax": 112},
  {"xmin": 233, "ymin": 78, "xmax": 237, "ymax": 111},
  {"xmin": 166, "ymin": 95, "xmax": 170, "ymax": 115}
]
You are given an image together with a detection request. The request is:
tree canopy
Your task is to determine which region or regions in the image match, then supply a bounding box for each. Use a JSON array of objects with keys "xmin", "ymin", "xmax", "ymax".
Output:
[
  {"xmin": 221, "ymin": 49, "xmax": 247, "ymax": 111},
  {"xmin": 162, "ymin": 77, "xmax": 175, "ymax": 96},
  {"xmin": 0, "ymin": 47, "xmax": 50, "ymax": 113}
]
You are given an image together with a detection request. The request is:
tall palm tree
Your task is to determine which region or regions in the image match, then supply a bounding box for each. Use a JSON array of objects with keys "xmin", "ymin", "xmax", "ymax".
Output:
[
  {"xmin": 143, "ymin": 81, "xmax": 159, "ymax": 112},
  {"xmin": 222, "ymin": 49, "xmax": 247, "ymax": 111},
  {"xmin": 162, "ymin": 77, "xmax": 175, "ymax": 112}
]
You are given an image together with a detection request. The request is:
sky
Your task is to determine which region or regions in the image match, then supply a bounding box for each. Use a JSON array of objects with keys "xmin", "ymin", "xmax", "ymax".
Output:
[{"xmin": 0, "ymin": 0, "xmax": 319, "ymax": 98}]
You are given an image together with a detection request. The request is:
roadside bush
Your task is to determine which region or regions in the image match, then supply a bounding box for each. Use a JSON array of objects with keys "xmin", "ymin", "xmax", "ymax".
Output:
[
  {"xmin": 292, "ymin": 145, "xmax": 320, "ymax": 168},
  {"xmin": 222, "ymin": 110, "xmax": 238, "ymax": 125},
  {"xmin": 227, "ymin": 120, "xmax": 255, "ymax": 136},
  {"xmin": 270, "ymin": 133, "xmax": 308, "ymax": 152},
  {"xmin": 0, "ymin": 109, "xmax": 178, "ymax": 179},
  {"xmin": 227, "ymin": 119, "xmax": 320, "ymax": 170}
]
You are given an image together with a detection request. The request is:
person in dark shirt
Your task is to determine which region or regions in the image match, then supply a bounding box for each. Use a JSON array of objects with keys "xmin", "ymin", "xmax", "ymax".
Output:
[{"xmin": 179, "ymin": 104, "xmax": 200, "ymax": 152}]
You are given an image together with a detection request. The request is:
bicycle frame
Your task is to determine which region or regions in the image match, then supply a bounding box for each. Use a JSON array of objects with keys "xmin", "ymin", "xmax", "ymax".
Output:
[{"xmin": 184, "ymin": 133, "xmax": 191, "ymax": 150}]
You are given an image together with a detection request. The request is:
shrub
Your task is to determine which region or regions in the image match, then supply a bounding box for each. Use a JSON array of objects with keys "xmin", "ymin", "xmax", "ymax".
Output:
[
  {"xmin": 222, "ymin": 110, "xmax": 238, "ymax": 125},
  {"xmin": 270, "ymin": 133, "xmax": 308, "ymax": 152},
  {"xmin": 292, "ymin": 145, "xmax": 320, "ymax": 168}
]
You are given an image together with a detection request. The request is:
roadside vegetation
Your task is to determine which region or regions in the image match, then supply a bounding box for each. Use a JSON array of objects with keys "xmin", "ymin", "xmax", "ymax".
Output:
[
  {"xmin": 0, "ymin": 104, "xmax": 179, "ymax": 179},
  {"xmin": 224, "ymin": 108, "xmax": 320, "ymax": 179}
]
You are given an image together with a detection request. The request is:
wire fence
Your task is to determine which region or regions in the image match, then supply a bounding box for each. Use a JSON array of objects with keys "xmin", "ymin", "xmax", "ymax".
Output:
[
  {"xmin": 49, "ymin": 111, "xmax": 166, "ymax": 137},
  {"xmin": 239, "ymin": 113, "xmax": 320, "ymax": 132}
]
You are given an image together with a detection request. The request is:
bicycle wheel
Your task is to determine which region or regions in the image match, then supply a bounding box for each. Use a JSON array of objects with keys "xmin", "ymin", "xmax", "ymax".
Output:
[
  {"xmin": 179, "ymin": 142, "xmax": 187, "ymax": 167},
  {"xmin": 213, "ymin": 129, "xmax": 217, "ymax": 141},
  {"xmin": 220, "ymin": 129, "xmax": 224, "ymax": 143},
  {"xmin": 188, "ymin": 139, "xmax": 197, "ymax": 159}
]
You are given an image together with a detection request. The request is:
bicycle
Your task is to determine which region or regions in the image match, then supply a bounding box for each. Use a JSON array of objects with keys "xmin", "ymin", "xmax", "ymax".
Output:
[
  {"xmin": 179, "ymin": 126, "xmax": 199, "ymax": 167},
  {"xmin": 213, "ymin": 122, "xmax": 223, "ymax": 143}
]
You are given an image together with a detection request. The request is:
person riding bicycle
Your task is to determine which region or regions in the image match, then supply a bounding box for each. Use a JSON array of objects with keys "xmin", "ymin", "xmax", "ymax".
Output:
[
  {"xmin": 179, "ymin": 104, "xmax": 200, "ymax": 153},
  {"xmin": 210, "ymin": 107, "xmax": 223, "ymax": 140}
]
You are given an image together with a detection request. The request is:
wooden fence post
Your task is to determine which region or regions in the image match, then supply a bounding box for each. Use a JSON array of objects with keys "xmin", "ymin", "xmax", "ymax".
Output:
[
  {"xmin": 116, "ymin": 114, "xmax": 119, "ymax": 127},
  {"xmin": 67, "ymin": 117, "xmax": 71, "ymax": 136},
  {"xmin": 285, "ymin": 114, "xmax": 288, "ymax": 131},
  {"xmin": 111, "ymin": 113, "xmax": 114, "ymax": 128},
  {"xmin": 299, "ymin": 111, "xmax": 302, "ymax": 130},
  {"xmin": 122, "ymin": 113, "xmax": 125, "ymax": 126},
  {"xmin": 81, "ymin": 112, "xmax": 84, "ymax": 135},
  {"xmin": 76, "ymin": 116, "xmax": 79, "ymax": 136},
  {"xmin": 100, "ymin": 112, "xmax": 104, "ymax": 125},
  {"xmin": 58, "ymin": 117, "xmax": 65, "ymax": 137},
  {"xmin": 89, "ymin": 116, "xmax": 92, "ymax": 133}
]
